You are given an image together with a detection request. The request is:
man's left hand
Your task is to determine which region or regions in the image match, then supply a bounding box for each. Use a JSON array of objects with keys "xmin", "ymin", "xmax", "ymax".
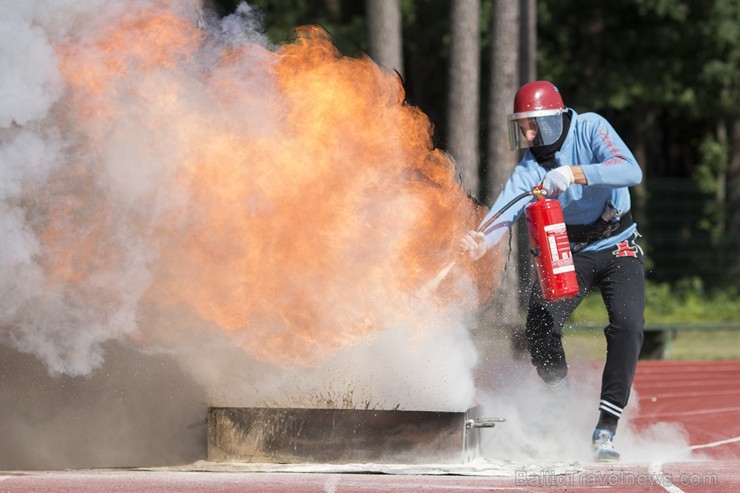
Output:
[
  {"xmin": 459, "ymin": 231, "xmax": 487, "ymax": 261},
  {"xmin": 542, "ymin": 166, "xmax": 575, "ymax": 196}
]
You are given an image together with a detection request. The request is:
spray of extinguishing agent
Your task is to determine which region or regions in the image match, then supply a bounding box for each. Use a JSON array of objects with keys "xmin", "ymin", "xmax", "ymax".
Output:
[{"xmin": 421, "ymin": 186, "xmax": 579, "ymax": 302}]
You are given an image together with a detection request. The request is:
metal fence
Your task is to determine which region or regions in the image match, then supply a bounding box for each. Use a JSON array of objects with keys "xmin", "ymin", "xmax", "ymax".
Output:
[{"xmin": 636, "ymin": 178, "xmax": 738, "ymax": 288}]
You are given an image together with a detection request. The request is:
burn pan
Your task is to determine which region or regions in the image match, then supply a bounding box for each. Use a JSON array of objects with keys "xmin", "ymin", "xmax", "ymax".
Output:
[{"xmin": 207, "ymin": 406, "xmax": 503, "ymax": 464}]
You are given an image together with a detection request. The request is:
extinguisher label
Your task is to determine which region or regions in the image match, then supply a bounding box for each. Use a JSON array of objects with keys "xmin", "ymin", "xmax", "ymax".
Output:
[{"xmin": 544, "ymin": 222, "xmax": 575, "ymax": 274}]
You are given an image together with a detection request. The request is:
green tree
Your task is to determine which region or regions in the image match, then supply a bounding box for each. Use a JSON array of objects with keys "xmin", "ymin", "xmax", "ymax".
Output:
[
  {"xmin": 212, "ymin": 0, "xmax": 367, "ymax": 56},
  {"xmin": 537, "ymin": 0, "xmax": 740, "ymax": 287}
]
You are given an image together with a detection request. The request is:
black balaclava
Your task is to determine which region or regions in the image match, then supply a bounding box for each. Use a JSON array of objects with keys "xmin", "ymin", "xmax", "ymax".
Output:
[{"xmin": 530, "ymin": 110, "xmax": 572, "ymax": 168}]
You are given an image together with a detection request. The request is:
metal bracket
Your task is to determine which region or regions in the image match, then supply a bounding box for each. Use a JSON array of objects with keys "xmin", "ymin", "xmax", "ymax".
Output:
[{"xmin": 465, "ymin": 417, "xmax": 506, "ymax": 429}]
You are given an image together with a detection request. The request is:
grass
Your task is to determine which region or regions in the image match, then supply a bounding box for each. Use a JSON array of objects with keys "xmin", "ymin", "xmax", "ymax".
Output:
[
  {"xmin": 474, "ymin": 321, "xmax": 740, "ymax": 365},
  {"xmin": 558, "ymin": 327, "xmax": 740, "ymax": 362},
  {"xmin": 562, "ymin": 279, "xmax": 740, "ymax": 361},
  {"xmin": 496, "ymin": 327, "xmax": 740, "ymax": 363},
  {"xmin": 664, "ymin": 329, "xmax": 740, "ymax": 360},
  {"xmin": 475, "ymin": 279, "xmax": 740, "ymax": 362}
]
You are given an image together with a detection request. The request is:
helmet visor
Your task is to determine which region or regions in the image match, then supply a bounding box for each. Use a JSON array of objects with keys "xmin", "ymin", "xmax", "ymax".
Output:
[{"xmin": 508, "ymin": 111, "xmax": 564, "ymax": 150}]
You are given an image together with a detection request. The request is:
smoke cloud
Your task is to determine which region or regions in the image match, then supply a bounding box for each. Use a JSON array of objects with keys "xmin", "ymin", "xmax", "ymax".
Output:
[
  {"xmin": 0, "ymin": 0, "xmax": 496, "ymax": 468},
  {"xmin": 0, "ymin": 0, "xmax": 692, "ymax": 471},
  {"xmin": 475, "ymin": 334, "xmax": 693, "ymax": 464}
]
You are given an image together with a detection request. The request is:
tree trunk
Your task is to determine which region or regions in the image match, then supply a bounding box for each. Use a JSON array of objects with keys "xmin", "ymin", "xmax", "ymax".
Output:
[
  {"xmin": 509, "ymin": 0, "xmax": 536, "ymax": 357},
  {"xmin": 365, "ymin": 0, "xmax": 404, "ymax": 78},
  {"xmin": 488, "ymin": 1, "xmax": 521, "ymax": 196},
  {"xmin": 447, "ymin": 0, "xmax": 481, "ymax": 197},
  {"xmin": 518, "ymin": 0, "xmax": 536, "ymax": 85},
  {"xmin": 485, "ymin": 0, "xmax": 521, "ymax": 326}
]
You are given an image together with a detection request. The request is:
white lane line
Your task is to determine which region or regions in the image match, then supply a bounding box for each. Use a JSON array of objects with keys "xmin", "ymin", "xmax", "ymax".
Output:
[
  {"xmin": 648, "ymin": 436, "xmax": 740, "ymax": 493},
  {"xmin": 638, "ymin": 406, "xmax": 740, "ymax": 418},
  {"xmin": 648, "ymin": 462, "xmax": 685, "ymax": 493},
  {"xmin": 637, "ymin": 364, "xmax": 740, "ymax": 372},
  {"xmin": 634, "ymin": 380, "xmax": 737, "ymax": 388},
  {"xmin": 690, "ymin": 435, "xmax": 740, "ymax": 450},
  {"xmin": 638, "ymin": 389, "xmax": 740, "ymax": 400}
]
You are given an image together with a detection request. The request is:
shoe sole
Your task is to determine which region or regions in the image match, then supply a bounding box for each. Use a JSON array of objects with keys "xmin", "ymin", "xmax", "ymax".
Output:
[{"xmin": 596, "ymin": 457, "xmax": 620, "ymax": 463}]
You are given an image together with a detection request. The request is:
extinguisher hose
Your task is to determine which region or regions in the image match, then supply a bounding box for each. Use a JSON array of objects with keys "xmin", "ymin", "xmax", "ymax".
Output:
[
  {"xmin": 476, "ymin": 190, "xmax": 535, "ymax": 235},
  {"xmin": 418, "ymin": 189, "xmax": 537, "ymax": 297}
]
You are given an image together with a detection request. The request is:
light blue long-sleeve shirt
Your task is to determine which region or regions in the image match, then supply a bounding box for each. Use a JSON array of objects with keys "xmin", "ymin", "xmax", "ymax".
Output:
[{"xmin": 479, "ymin": 109, "xmax": 642, "ymax": 253}]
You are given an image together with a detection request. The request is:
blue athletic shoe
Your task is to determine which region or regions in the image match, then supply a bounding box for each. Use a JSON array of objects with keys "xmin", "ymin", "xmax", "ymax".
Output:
[{"xmin": 592, "ymin": 428, "xmax": 620, "ymax": 462}]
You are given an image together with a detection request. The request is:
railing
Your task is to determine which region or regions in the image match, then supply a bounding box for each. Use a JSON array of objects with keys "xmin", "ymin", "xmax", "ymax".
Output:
[{"xmin": 566, "ymin": 323, "xmax": 740, "ymax": 360}]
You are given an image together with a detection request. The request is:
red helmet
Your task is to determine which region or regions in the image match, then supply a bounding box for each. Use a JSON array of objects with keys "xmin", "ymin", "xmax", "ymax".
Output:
[
  {"xmin": 508, "ymin": 81, "xmax": 567, "ymax": 150},
  {"xmin": 513, "ymin": 80, "xmax": 566, "ymax": 115}
]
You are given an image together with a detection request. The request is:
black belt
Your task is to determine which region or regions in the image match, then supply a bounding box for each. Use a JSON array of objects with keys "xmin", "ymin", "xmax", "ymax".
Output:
[{"xmin": 567, "ymin": 212, "xmax": 633, "ymax": 250}]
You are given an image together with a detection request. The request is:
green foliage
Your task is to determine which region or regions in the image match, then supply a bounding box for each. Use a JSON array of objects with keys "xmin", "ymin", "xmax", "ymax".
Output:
[
  {"xmin": 570, "ymin": 279, "xmax": 740, "ymax": 325},
  {"xmin": 398, "ymin": 0, "xmax": 450, "ymax": 121},
  {"xmin": 214, "ymin": 0, "xmax": 367, "ymax": 56},
  {"xmin": 698, "ymin": 0, "xmax": 740, "ymax": 112},
  {"xmin": 538, "ymin": 0, "xmax": 694, "ymax": 113},
  {"xmin": 695, "ymin": 136, "xmax": 729, "ymax": 195},
  {"xmin": 539, "ymin": 0, "xmax": 740, "ymax": 288},
  {"xmin": 538, "ymin": 0, "xmax": 740, "ymax": 136},
  {"xmin": 694, "ymin": 134, "xmax": 729, "ymax": 241}
]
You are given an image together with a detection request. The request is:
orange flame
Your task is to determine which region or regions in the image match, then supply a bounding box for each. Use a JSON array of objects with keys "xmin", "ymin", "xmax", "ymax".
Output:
[
  {"xmin": 41, "ymin": 8, "xmax": 497, "ymax": 368},
  {"xmin": 57, "ymin": 3, "xmax": 200, "ymax": 128}
]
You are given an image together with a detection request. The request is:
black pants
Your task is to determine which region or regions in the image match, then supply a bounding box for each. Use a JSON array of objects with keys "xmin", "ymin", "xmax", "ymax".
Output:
[{"xmin": 525, "ymin": 232, "xmax": 645, "ymax": 422}]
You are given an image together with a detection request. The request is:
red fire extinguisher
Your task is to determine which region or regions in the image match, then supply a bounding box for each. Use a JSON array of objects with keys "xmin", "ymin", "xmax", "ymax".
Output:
[{"xmin": 525, "ymin": 188, "xmax": 579, "ymax": 302}]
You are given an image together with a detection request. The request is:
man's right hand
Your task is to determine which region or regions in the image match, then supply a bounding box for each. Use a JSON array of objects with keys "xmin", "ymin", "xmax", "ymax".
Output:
[
  {"xmin": 459, "ymin": 231, "xmax": 487, "ymax": 261},
  {"xmin": 542, "ymin": 165, "xmax": 575, "ymax": 196}
]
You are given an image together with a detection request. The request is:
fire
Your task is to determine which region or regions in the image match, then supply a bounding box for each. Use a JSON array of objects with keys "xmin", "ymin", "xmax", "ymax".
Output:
[
  {"xmin": 38, "ymin": 3, "xmax": 497, "ymax": 368},
  {"xmin": 57, "ymin": 3, "xmax": 200, "ymax": 129}
]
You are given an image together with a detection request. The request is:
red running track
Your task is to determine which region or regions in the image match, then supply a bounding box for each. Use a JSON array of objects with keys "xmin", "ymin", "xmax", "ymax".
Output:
[
  {"xmin": 632, "ymin": 360, "xmax": 740, "ymax": 460},
  {"xmin": 1, "ymin": 360, "xmax": 738, "ymax": 492}
]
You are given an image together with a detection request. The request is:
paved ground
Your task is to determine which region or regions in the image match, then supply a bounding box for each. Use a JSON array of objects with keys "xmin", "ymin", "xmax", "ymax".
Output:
[
  {"xmin": 1, "ymin": 360, "xmax": 738, "ymax": 492},
  {"xmin": 1, "ymin": 462, "xmax": 737, "ymax": 492}
]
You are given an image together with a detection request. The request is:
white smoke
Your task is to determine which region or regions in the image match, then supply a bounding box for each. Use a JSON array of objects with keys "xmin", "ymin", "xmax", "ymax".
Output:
[
  {"xmin": 0, "ymin": 0, "xmax": 699, "ymax": 472},
  {"xmin": 170, "ymin": 299, "xmax": 480, "ymax": 412},
  {"xmin": 476, "ymin": 336, "xmax": 693, "ymax": 463},
  {"xmin": 0, "ymin": 0, "xmax": 482, "ymax": 468},
  {"xmin": 0, "ymin": 0, "xmax": 273, "ymax": 376}
]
